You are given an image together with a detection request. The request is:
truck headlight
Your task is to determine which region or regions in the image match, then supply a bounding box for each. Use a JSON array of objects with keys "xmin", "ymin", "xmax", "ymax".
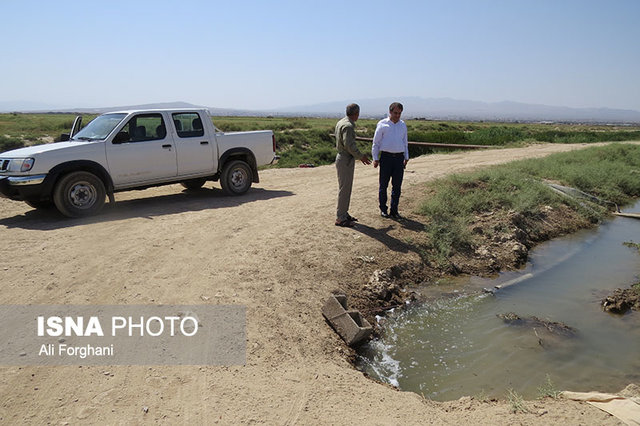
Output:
[
  {"xmin": 7, "ymin": 158, "xmax": 35, "ymax": 172},
  {"xmin": 20, "ymin": 158, "xmax": 35, "ymax": 172}
]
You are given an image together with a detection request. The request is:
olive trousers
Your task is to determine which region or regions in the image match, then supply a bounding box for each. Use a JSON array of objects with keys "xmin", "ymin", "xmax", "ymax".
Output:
[{"xmin": 335, "ymin": 152, "xmax": 355, "ymax": 221}]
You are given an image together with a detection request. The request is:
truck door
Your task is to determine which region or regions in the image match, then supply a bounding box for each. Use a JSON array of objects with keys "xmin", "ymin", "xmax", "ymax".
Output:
[
  {"xmin": 106, "ymin": 113, "xmax": 178, "ymax": 186},
  {"xmin": 171, "ymin": 112, "xmax": 215, "ymax": 175}
]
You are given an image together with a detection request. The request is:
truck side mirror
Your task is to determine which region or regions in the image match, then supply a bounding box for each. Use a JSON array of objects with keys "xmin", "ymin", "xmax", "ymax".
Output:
[
  {"xmin": 70, "ymin": 116, "xmax": 83, "ymax": 138},
  {"xmin": 113, "ymin": 131, "xmax": 130, "ymax": 144},
  {"xmin": 59, "ymin": 133, "xmax": 70, "ymax": 142}
]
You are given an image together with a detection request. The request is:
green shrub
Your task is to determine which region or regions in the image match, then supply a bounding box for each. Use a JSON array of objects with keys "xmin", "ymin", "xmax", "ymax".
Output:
[
  {"xmin": 537, "ymin": 375, "xmax": 561, "ymax": 399},
  {"xmin": 274, "ymin": 129, "xmax": 341, "ymax": 167},
  {"xmin": 533, "ymin": 130, "xmax": 640, "ymax": 144},
  {"xmin": 468, "ymin": 126, "xmax": 525, "ymax": 146},
  {"xmin": 0, "ymin": 135, "xmax": 25, "ymax": 152},
  {"xmin": 507, "ymin": 389, "xmax": 530, "ymax": 413},
  {"xmin": 409, "ymin": 130, "xmax": 468, "ymax": 145},
  {"xmin": 2, "ymin": 114, "xmax": 640, "ymax": 171},
  {"xmin": 418, "ymin": 144, "xmax": 640, "ymax": 266}
]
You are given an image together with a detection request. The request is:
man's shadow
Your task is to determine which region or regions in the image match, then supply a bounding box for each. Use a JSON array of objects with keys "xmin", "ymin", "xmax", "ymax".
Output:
[{"xmin": 352, "ymin": 216, "xmax": 425, "ymax": 254}]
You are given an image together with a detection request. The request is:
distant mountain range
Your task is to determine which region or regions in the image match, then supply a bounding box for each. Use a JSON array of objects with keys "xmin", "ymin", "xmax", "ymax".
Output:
[
  {"xmin": 270, "ymin": 97, "xmax": 640, "ymax": 123},
  {"xmin": 0, "ymin": 101, "xmax": 254, "ymax": 118},
  {"xmin": 2, "ymin": 97, "xmax": 639, "ymax": 124}
]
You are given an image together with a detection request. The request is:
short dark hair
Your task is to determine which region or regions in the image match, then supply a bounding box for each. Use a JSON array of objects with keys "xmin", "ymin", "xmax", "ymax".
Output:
[
  {"xmin": 346, "ymin": 103, "xmax": 360, "ymax": 117},
  {"xmin": 389, "ymin": 102, "xmax": 403, "ymax": 112}
]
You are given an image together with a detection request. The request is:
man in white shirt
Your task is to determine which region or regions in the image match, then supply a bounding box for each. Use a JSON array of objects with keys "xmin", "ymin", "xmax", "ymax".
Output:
[{"xmin": 372, "ymin": 102, "xmax": 409, "ymax": 219}]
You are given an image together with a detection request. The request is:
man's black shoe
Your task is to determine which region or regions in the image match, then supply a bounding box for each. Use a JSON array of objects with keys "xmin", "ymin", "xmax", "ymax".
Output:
[
  {"xmin": 390, "ymin": 212, "xmax": 403, "ymax": 220},
  {"xmin": 380, "ymin": 211, "xmax": 390, "ymax": 218},
  {"xmin": 347, "ymin": 214, "xmax": 358, "ymax": 222}
]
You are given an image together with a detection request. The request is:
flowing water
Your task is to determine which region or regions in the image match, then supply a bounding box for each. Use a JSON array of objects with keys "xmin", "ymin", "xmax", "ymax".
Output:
[{"xmin": 358, "ymin": 206, "xmax": 640, "ymax": 401}]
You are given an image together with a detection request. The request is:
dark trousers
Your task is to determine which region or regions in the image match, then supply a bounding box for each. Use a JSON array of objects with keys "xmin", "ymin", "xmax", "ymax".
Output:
[{"xmin": 378, "ymin": 151, "xmax": 404, "ymax": 214}]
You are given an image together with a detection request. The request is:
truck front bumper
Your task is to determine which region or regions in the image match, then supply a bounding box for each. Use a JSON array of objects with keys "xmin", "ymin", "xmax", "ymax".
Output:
[{"xmin": 0, "ymin": 174, "xmax": 48, "ymax": 201}]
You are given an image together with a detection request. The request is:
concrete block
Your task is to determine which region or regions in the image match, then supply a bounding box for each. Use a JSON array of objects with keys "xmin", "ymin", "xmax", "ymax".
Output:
[{"xmin": 322, "ymin": 294, "xmax": 372, "ymax": 346}]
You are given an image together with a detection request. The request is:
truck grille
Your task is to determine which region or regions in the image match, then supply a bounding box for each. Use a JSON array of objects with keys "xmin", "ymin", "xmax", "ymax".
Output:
[{"xmin": 0, "ymin": 159, "xmax": 9, "ymax": 172}]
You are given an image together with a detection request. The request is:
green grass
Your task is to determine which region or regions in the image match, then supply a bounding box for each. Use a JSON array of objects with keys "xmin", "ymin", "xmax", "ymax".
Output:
[
  {"xmin": 0, "ymin": 113, "xmax": 99, "ymax": 149},
  {"xmin": 515, "ymin": 143, "xmax": 640, "ymax": 202},
  {"xmin": 419, "ymin": 144, "xmax": 640, "ymax": 266},
  {"xmin": 213, "ymin": 116, "xmax": 319, "ymax": 132},
  {"xmin": 2, "ymin": 114, "xmax": 640, "ymax": 168},
  {"xmin": 0, "ymin": 135, "xmax": 25, "ymax": 152},
  {"xmin": 507, "ymin": 388, "xmax": 530, "ymax": 413},
  {"xmin": 0, "ymin": 113, "xmax": 97, "ymax": 138},
  {"xmin": 537, "ymin": 375, "xmax": 561, "ymax": 399},
  {"xmin": 271, "ymin": 129, "xmax": 334, "ymax": 167}
]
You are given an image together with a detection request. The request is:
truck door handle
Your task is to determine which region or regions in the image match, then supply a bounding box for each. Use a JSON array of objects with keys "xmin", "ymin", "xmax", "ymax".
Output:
[
  {"xmin": 162, "ymin": 144, "xmax": 172, "ymax": 149},
  {"xmin": 200, "ymin": 141, "xmax": 209, "ymax": 145}
]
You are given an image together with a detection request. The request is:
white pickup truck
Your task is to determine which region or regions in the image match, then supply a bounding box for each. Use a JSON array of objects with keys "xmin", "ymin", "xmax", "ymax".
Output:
[{"xmin": 0, "ymin": 108, "xmax": 277, "ymax": 217}]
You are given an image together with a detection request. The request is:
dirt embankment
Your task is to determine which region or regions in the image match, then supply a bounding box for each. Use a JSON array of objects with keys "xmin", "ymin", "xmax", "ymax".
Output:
[
  {"xmin": 351, "ymin": 200, "xmax": 594, "ymax": 321},
  {"xmin": 602, "ymin": 288, "xmax": 640, "ymax": 314},
  {"xmin": 0, "ymin": 142, "xmax": 635, "ymax": 425}
]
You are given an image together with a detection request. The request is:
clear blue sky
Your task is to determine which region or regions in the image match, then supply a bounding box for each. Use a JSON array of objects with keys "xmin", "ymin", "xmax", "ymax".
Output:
[{"xmin": 2, "ymin": 0, "xmax": 639, "ymax": 111}]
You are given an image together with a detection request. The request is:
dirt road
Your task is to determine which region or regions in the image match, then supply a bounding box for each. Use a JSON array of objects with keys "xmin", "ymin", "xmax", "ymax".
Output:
[{"xmin": 0, "ymin": 143, "xmax": 628, "ymax": 424}]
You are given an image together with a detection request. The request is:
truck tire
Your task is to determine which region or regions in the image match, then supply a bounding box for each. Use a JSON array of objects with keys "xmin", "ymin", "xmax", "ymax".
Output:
[
  {"xmin": 220, "ymin": 160, "xmax": 252, "ymax": 195},
  {"xmin": 180, "ymin": 178, "xmax": 207, "ymax": 190},
  {"xmin": 53, "ymin": 171, "xmax": 106, "ymax": 217}
]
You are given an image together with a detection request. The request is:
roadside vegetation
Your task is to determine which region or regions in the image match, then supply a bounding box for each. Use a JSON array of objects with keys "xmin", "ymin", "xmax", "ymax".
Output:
[
  {"xmin": 537, "ymin": 375, "xmax": 561, "ymax": 399},
  {"xmin": 507, "ymin": 388, "xmax": 530, "ymax": 413},
  {"xmin": 2, "ymin": 113, "xmax": 639, "ymax": 169},
  {"xmin": 0, "ymin": 113, "xmax": 96, "ymax": 152},
  {"xmin": 418, "ymin": 143, "xmax": 640, "ymax": 269},
  {"xmin": 215, "ymin": 116, "xmax": 640, "ymax": 168}
]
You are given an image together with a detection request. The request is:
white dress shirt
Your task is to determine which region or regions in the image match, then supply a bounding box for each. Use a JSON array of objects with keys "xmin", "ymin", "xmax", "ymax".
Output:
[{"xmin": 371, "ymin": 117, "xmax": 409, "ymax": 161}]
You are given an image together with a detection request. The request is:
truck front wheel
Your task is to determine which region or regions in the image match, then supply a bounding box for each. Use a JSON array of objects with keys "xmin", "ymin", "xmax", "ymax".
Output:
[
  {"xmin": 220, "ymin": 160, "xmax": 252, "ymax": 195},
  {"xmin": 53, "ymin": 171, "xmax": 106, "ymax": 217}
]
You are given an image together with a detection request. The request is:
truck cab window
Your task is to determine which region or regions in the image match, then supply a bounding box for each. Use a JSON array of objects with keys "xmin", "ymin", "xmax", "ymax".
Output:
[
  {"xmin": 116, "ymin": 114, "xmax": 166, "ymax": 143},
  {"xmin": 172, "ymin": 113, "xmax": 205, "ymax": 138}
]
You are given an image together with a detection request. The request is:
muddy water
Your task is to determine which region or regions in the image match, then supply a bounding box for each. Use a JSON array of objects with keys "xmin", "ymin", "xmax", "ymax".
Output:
[{"xmin": 358, "ymin": 207, "xmax": 640, "ymax": 401}]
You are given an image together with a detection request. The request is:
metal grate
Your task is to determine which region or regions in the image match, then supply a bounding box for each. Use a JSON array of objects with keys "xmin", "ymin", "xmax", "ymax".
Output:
[{"xmin": 0, "ymin": 159, "xmax": 9, "ymax": 172}]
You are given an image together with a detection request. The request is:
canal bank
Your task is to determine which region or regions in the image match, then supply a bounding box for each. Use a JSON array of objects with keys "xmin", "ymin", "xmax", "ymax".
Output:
[{"xmin": 358, "ymin": 206, "xmax": 640, "ymax": 401}]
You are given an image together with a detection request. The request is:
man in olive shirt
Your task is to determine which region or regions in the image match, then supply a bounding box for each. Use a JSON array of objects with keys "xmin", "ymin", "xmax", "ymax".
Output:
[{"xmin": 335, "ymin": 103, "xmax": 371, "ymax": 227}]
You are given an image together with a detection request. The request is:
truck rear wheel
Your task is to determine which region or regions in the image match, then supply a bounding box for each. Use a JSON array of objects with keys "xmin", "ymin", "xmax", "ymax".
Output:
[
  {"xmin": 220, "ymin": 160, "xmax": 252, "ymax": 195},
  {"xmin": 53, "ymin": 171, "xmax": 106, "ymax": 217}
]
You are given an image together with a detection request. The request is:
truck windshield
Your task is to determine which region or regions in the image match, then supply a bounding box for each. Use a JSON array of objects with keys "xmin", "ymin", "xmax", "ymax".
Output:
[{"xmin": 72, "ymin": 113, "xmax": 127, "ymax": 141}]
